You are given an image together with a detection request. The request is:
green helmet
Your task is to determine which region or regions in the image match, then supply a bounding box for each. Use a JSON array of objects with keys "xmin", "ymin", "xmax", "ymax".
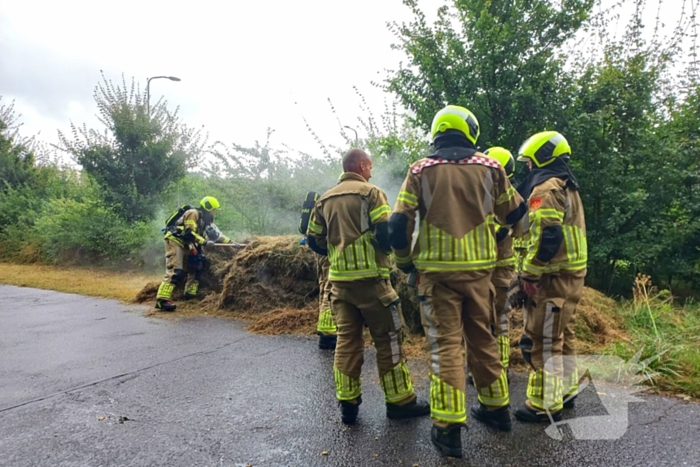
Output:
[
  {"xmin": 484, "ymin": 147, "xmax": 515, "ymax": 178},
  {"xmin": 200, "ymin": 196, "xmax": 220, "ymax": 212},
  {"xmin": 517, "ymin": 131, "xmax": 571, "ymax": 168},
  {"xmin": 430, "ymin": 105, "xmax": 480, "ymax": 145}
]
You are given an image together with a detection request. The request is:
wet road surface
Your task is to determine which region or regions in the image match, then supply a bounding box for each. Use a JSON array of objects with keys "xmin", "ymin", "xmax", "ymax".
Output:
[{"xmin": 1, "ymin": 285, "xmax": 699, "ymax": 466}]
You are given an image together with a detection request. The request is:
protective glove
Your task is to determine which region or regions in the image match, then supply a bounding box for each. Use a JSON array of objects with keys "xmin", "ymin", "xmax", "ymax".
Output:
[
  {"xmin": 205, "ymin": 240, "xmax": 215, "ymax": 248},
  {"xmin": 522, "ymin": 277, "xmax": 539, "ymax": 297},
  {"xmin": 506, "ymin": 275, "xmax": 528, "ymax": 310}
]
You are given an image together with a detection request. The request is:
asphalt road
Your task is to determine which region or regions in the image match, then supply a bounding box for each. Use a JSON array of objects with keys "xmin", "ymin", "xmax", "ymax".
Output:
[{"xmin": 1, "ymin": 285, "xmax": 699, "ymax": 467}]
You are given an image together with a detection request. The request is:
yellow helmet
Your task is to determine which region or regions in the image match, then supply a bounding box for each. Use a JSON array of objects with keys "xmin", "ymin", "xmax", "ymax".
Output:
[
  {"xmin": 430, "ymin": 105, "xmax": 480, "ymax": 145},
  {"xmin": 200, "ymin": 196, "xmax": 220, "ymax": 212},
  {"xmin": 517, "ymin": 131, "xmax": 571, "ymax": 168},
  {"xmin": 484, "ymin": 147, "xmax": 515, "ymax": 178}
]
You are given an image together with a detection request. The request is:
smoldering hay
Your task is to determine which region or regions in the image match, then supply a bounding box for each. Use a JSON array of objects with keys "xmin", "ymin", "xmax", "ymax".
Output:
[{"xmin": 136, "ymin": 235, "xmax": 624, "ymax": 354}]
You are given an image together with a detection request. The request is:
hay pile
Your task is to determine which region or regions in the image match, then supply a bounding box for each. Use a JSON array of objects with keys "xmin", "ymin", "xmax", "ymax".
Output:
[
  {"xmin": 135, "ymin": 236, "xmax": 322, "ymax": 332},
  {"xmin": 136, "ymin": 236, "xmax": 627, "ymax": 357}
]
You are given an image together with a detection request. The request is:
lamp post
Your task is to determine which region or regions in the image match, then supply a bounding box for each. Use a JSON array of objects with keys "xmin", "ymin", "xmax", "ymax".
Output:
[
  {"xmin": 343, "ymin": 125, "xmax": 359, "ymax": 146},
  {"xmin": 146, "ymin": 75, "xmax": 181, "ymax": 116}
]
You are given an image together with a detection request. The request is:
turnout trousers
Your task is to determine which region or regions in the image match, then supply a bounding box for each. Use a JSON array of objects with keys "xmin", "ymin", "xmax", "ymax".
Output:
[
  {"xmin": 331, "ymin": 278, "xmax": 416, "ymax": 404},
  {"xmin": 419, "ymin": 272, "xmax": 509, "ymax": 426},
  {"xmin": 491, "ymin": 266, "xmax": 516, "ymax": 369},
  {"xmin": 520, "ymin": 273, "xmax": 584, "ymax": 412},
  {"xmin": 316, "ymin": 255, "xmax": 337, "ymax": 336},
  {"xmin": 156, "ymin": 239, "xmax": 200, "ymax": 300}
]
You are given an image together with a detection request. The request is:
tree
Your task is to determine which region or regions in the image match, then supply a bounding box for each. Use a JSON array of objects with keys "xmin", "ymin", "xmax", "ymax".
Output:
[
  {"xmin": 59, "ymin": 73, "xmax": 207, "ymax": 223},
  {"xmin": 383, "ymin": 0, "xmax": 594, "ymax": 151},
  {"xmin": 0, "ymin": 97, "xmax": 38, "ymax": 191}
]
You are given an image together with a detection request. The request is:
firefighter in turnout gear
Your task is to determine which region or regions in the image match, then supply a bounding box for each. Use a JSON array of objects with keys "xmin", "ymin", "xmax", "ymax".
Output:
[
  {"xmin": 513, "ymin": 131, "xmax": 587, "ymax": 423},
  {"xmin": 307, "ymin": 149, "xmax": 430, "ymax": 425},
  {"xmin": 389, "ymin": 106, "xmax": 526, "ymax": 458},
  {"xmin": 299, "ymin": 191, "xmax": 337, "ymax": 350},
  {"xmin": 468, "ymin": 147, "xmax": 519, "ymax": 387},
  {"xmin": 155, "ymin": 196, "xmax": 229, "ymax": 312}
]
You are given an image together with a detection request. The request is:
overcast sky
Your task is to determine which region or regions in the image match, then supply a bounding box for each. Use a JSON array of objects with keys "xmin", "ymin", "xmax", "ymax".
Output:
[
  {"xmin": 0, "ymin": 0, "xmax": 693, "ymax": 162},
  {"xmin": 0, "ymin": 0, "xmax": 446, "ymax": 159}
]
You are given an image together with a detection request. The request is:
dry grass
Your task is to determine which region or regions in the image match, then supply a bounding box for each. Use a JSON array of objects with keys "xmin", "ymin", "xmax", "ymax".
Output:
[{"xmin": 0, "ymin": 262, "xmax": 160, "ymax": 302}]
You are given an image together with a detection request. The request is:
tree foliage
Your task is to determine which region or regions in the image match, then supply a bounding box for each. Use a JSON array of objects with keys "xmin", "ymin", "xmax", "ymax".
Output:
[
  {"xmin": 385, "ymin": 0, "xmax": 700, "ymax": 294},
  {"xmin": 58, "ymin": 73, "xmax": 207, "ymax": 222}
]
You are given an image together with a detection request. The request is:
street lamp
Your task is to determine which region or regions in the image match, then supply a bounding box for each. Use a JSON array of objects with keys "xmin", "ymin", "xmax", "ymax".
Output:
[
  {"xmin": 146, "ymin": 75, "xmax": 181, "ymax": 116},
  {"xmin": 343, "ymin": 125, "xmax": 359, "ymax": 146}
]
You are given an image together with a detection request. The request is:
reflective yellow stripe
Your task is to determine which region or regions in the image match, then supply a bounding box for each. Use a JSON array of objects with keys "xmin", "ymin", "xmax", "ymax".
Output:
[
  {"xmin": 564, "ymin": 368, "xmax": 580, "ymax": 398},
  {"xmin": 527, "ymin": 369, "xmax": 563, "ymax": 411},
  {"xmin": 156, "ymin": 282, "xmax": 175, "ymax": 299},
  {"xmin": 495, "ymin": 255, "xmax": 517, "ymax": 268},
  {"xmin": 334, "ymin": 366, "xmax": 362, "ymax": 401},
  {"xmin": 308, "ymin": 219, "xmax": 323, "ymax": 235},
  {"xmin": 185, "ymin": 282, "xmax": 198, "ymax": 295},
  {"xmin": 394, "ymin": 252, "xmax": 413, "ymax": 266},
  {"xmin": 369, "ymin": 204, "xmax": 391, "ymax": 223},
  {"xmin": 477, "ymin": 368, "xmax": 510, "ymax": 407},
  {"xmin": 317, "ymin": 309, "xmax": 337, "ymax": 334},
  {"xmin": 328, "ymin": 232, "xmax": 389, "ymax": 281},
  {"xmin": 496, "ymin": 185, "xmax": 516, "ymax": 205},
  {"xmin": 164, "ymin": 232, "xmax": 185, "ymax": 248},
  {"xmin": 429, "ymin": 374, "xmax": 467, "ymax": 424},
  {"xmin": 397, "ymin": 191, "xmax": 418, "ymax": 207},
  {"xmin": 184, "ymin": 220, "xmax": 198, "ymax": 229},
  {"xmin": 415, "ymin": 217, "xmax": 497, "ymax": 273},
  {"xmin": 498, "ymin": 335, "xmax": 510, "ymax": 369},
  {"xmin": 329, "ymin": 268, "xmax": 391, "ymax": 280},
  {"xmin": 380, "ymin": 362, "xmax": 415, "ymax": 403}
]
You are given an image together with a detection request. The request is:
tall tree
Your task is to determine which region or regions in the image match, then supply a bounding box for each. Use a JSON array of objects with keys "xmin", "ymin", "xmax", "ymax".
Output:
[
  {"xmin": 384, "ymin": 0, "xmax": 594, "ymax": 150},
  {"xmin": 59, "ymin": 73, "xmax": 207, "ymax": 222}
]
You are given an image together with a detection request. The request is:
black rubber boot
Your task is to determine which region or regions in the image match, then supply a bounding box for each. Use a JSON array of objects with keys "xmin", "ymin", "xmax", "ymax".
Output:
[
  {"xmin": 318, "ymin": 334, "xmax": 337, "ymax": 350},
  {"xmin": 431, "ymin": 424, "xmax": 465, "ymax": 458},
  {"xmin": 470, "ymin": 403, "xmax": 512, "ymax": 431},
  {"xmin": 183, "ymin": 293, "xmax": 197, "ymax": 301},
  {"xmin": 340, "ymin": 397, "xmax": 361, "ymax": 424},
  {"xmin": 155, "ymin": 299, "xmax": 176, "ymax": 312},
  {"xmin": 514, "ymin": 403, "xmax": 562, "ymax": 423},
  {"xmin": 563, "ymin": 395, "xmax": 577, "ymax": 409},
  {"xmin": 386, "ymin": 397, "xmax": 430, "ymax": 419}
]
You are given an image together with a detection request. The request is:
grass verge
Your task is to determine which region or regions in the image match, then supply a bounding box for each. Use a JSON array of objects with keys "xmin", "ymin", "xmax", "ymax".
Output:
[
  {"xmin": 602, "ymin": 275, "xmax": 700, "ymax": 399},
  {"xmin": 0, "ymin": 262, "xmax": 161, "ymax": 303}
]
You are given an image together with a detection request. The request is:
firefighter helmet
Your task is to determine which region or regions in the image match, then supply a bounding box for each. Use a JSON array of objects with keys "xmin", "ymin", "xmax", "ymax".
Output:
[
  {"xmin": 484, "ymin": 147, "xmax": 515, "ymax": 178},
  {"xmin": 200, "ymin": 196, "xmax": 220, "ymax": 212},
  {"xmin": 430, "ymin": 105, "xmax": 480, "ymax": 145},
  {"xmin": 517, "ymin": 131, "xmax": 571, "ymax": 168}
]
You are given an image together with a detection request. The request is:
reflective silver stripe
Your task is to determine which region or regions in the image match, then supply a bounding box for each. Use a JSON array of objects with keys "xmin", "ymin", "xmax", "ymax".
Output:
[
  {"xmin": 421, "ymin": 298, "xmax": 440, "ymax": 374},
  {"xmin": 499, "ymin": 311, "xmax": 508, "ymax": 333},
  {"xmin": 389, "ymin": 332, "xmax": 401, "ymax": 365},
  {"xmin": 360, "ymin": 197, "xmax": 369, "ymax": 232},
  {"xmin": 482, "ymin": 169, "xmax": 493, "ymax": 215},
  {"xmin": 389, "ymin": 304, "xmax": 403, "ymax": 365},
  {"xmin": 390, "ymin": 303, "xmax": 403, "ymax": 331},
  {"xmin": 543, "ymin": 302, "xmax": 556, "ymax": 376},
  {"xmin": 421, "ymin": 172, "xmax": 434, "ymax": 212},
  {"xmin": 565, "ymin": 192, "xmax": 572, "ymax": 223}
]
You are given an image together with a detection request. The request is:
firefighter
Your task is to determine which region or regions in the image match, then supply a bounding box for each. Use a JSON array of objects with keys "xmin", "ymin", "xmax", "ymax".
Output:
[
  {"xmin": 299, "ymin": 191, "xmax": 337, "ymax": 350},
  {"xmin": 307, "ymin": 148, "xmax": 430, "ymax": 424},
  {"xmin": 468, "ymin": 147, "xmax": 518, "ymax": 386},
  {"xmin": 389, "ymin": 106, "xmax": 526, "ymax": 458},
  {"xmin": 155, "ymin": 196, "xmax": 228, "ymax": 311},
  {"xmin": 513, "ymin": 131, "xmax": 587, "ymax": 423}
]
